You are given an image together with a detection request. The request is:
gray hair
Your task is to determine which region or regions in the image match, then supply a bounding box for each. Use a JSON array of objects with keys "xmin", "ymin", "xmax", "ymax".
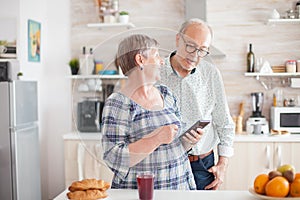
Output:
[
  {"xmin": 179, "ymin": 18, "xmax": 213, "ymax": 40},
  {"xmin": 116, "ymin": 34, "xmax": 159, "ymax": 75}
]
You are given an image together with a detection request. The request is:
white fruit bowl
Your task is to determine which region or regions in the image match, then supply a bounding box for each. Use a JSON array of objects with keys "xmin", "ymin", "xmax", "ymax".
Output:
[{"xmin": 249, "ymin": 187, "xmax": 300, "ymax": 200}]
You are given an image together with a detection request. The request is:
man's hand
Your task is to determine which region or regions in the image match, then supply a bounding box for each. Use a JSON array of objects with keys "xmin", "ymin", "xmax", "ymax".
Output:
[
  {"xmin": 182, "ymin": 128, "xmax": 203, "ymax": 145},
  {"xmin": 180, "ymin": 128, "xmax": 203, "ymax": 150},
  {"xmin": 205, "ymin": 156, "xmax": 229, "ymax": 190}
]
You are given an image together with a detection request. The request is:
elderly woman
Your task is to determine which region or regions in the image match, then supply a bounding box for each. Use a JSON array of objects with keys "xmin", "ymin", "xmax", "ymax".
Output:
[{"xmin": 101, "ymin": 34, "xmax": 202, "ymax": 190}]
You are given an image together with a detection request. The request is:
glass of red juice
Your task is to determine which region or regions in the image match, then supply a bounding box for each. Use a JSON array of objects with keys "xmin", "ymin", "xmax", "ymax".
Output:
[{"xmin": 136, "ymin": 172, "xmax": 154, "ymax": 200}]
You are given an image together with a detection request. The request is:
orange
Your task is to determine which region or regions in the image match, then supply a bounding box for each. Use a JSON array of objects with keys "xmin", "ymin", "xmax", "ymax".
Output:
[
  {"xmin": 290, "ymin": 179, "xmax": 300, "ymax": 197},
  {"xmin": 295, "ymin": 173, "xmax": 300, "ymax": 181},
  {"xmin": 254, "ymin": 174, "xmax": 269, "ymax": 194},
  {"xmin": 265, "ymin": 176, "xmax": 289, "ymax": 197}
]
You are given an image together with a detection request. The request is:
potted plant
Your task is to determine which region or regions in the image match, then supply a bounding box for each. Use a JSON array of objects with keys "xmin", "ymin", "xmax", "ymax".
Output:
[
  {"xmin": 17, "ymin": 72, "xmax": 23, "ymax": 80},
  {"xmin": 69, "ymin": 58, "xmax": 79, "ymax": 75},
  {"xmin": 119, "ymin": 11, "xmax": 129, "ymax": 23}
]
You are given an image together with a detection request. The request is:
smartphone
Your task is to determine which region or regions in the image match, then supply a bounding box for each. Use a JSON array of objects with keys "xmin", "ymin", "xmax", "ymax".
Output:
[{"xmin": 182, "ymin": 120, "xmax": 210, "ymax": 138}]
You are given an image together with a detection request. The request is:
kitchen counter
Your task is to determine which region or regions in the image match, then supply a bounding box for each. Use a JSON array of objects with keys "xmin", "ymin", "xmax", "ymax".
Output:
[
  {"xmin": 63, "ymin": 132, "xmax": 101, "ymax": 140},
  {"xmin": 53, "ymin": 189, "xmax": 258, "ymax": 200},
  {"xmin": 64, "ymin": 132, "xmax": 300, "ymax": 142},
  {"xmin": 234, "ymin": 133, "xmax": 300, "ymax": 142}
]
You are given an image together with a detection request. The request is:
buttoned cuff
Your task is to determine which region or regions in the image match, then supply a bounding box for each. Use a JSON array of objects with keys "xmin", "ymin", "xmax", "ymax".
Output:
[{"xmin": 218, "ymin": 144, "xmax": 234, "ymax": 157}]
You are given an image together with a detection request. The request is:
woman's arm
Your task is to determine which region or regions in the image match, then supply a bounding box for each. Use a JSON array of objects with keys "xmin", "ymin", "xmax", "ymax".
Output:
[{"xmin": 128, "ymin": 124, "xmax": 177, "ymax": 167}]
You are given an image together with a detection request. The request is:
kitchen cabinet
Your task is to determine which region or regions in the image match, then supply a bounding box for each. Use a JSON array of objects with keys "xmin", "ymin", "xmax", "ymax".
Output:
[
  {"xmin": 64, "ymin": 133, "xmax": 300, "ymax": 190},
  {"xmin": 222, "ymin": 141, "xmax": 300, "ymax": 190},
  {"xmin": 63, "ymin": 133, "xmax": 113, "ymax": 187}
]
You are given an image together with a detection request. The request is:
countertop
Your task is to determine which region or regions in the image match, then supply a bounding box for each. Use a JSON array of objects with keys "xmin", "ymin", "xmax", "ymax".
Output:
[
  {"xmin": 63, "ymin": 132, "xmax": 300, "ymax": 142},
  {"xmin": 53, "ymin": 189, "xmax": 258, "ymax": 200}
]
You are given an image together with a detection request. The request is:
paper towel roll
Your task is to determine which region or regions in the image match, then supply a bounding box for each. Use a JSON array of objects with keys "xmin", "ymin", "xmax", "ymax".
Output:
[{"xmin": 291, "ymin": 78, "xmax": 300, "ymax": 88}]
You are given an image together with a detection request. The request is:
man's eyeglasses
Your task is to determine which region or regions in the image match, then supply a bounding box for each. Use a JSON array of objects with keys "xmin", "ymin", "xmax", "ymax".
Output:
[{"xmin": 180, "ymin": 34, "xmax": 209, "ymax": 58}]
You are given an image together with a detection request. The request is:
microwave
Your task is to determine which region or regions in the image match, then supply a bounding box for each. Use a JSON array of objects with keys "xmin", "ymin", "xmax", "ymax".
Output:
[
  {"xmin": 270, "ymin": 107, "xmax": 300, "ymax": 133},
  {"xmin": 0, "ymin": 59, "xmax": 19, "ymax": 82}
]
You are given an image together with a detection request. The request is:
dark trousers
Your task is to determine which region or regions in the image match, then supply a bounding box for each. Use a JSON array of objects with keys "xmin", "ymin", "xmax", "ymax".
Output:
[{"xmin": 190, "ymin": 152, "xmax": 215, "ymax": 190}]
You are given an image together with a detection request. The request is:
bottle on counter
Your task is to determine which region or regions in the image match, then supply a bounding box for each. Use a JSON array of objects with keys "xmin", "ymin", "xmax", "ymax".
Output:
[
  {"xmin": 296, "ymin": 0, "xmax": 300, "ymax": 18},
  {"xmin": 112, "ymin": 0, "xmax": 119, "ymax": 13},
  {"xmin": 87, "ymin": 48, "xmax": 95, "ymax": 74},
  {"xmin": 273, "ymin": 94, "xmax": 277, "ymax": 107},
  {"xmin": 274, "ymin": 88, "xmax": 283, "ymax": 107},
  {"xmin": 247, "ymin": 43, "xmax": 255, "ymax": 72},
  {"xmin": 79, "ymin": 46, "xmax": 87, "ymax": 75},
  {"xmin": 79, "ymin": 47, "xmax": 94, "ymax": 75},
  {"xmin": 236, "ymin": 115, "xmax": 243, "ymax": 133}
]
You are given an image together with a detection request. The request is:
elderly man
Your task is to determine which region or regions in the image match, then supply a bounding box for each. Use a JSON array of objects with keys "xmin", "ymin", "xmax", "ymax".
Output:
[{"xmin": 160, "ymin": 18, "xmax": 235, "ymax": 190}]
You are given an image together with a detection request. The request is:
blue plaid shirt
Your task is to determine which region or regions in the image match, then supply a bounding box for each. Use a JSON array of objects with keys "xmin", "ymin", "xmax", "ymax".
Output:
[{"xmin": 101, "ymin": 85, "xmax": 196, "ymax": 190}]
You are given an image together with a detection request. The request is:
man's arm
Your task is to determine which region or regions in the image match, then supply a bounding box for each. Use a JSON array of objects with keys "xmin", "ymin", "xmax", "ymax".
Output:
[
  {"xmin": 205, "ymin": 156, "xmax": 229, "ymax": 190},
  {"xmin": 206, "ymin": 68, "xmax": 235, "ymax": 190}
]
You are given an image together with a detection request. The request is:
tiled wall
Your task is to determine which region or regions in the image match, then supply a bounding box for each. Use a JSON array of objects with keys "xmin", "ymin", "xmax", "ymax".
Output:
[{"xmin": 71, "ymin": 0, "xmax": 300, "ymax": 130}]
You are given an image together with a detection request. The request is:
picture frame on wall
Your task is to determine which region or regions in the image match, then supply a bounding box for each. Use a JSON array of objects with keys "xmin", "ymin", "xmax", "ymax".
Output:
[{"xmin": 28, "ymin": 19, "xmax": 41, "ymax": 62}]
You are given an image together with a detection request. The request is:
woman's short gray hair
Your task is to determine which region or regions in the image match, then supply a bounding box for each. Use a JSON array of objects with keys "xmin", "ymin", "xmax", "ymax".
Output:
[{"xmin": 116, "ymin": 34, "xmax": 159, "ymax": 75}]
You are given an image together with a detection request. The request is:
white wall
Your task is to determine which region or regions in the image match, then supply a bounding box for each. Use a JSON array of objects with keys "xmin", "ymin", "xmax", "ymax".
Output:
[
  {"xmin": 1, "ymin": 0, "xmax": 72, "ymax": 199},
  {"xmin": 43, "ymin": 0, "xmax": 71, "ymax": 198},
  {"xmin": 71, "ymin": 0, "xmax": 300, "ymax": 126}
]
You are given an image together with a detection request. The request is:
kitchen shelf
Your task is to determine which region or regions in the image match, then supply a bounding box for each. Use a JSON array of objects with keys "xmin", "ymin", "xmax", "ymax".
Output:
[
  {"xmin": 245, "ymin": 72, "xmax": 300, "ymax": 77},
  {"xmin": 244, "ymin": 73, "xmax": 300, "ymax": 90},
  {"xmin": 69, "ymin": 75, "xmax": 127, "ymax": 79},
  {"xmin": 87, "ymin": 22, "xmax": 135, "ymax": 29},
  {"xmin": 267, "ymin": 18, "xmax": 300, "ymax": 25}
]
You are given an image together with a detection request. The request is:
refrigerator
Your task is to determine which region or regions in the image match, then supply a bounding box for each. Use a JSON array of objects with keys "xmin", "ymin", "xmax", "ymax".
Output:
[{"xmin": 0, "ymin": 80, "xmax": 41, "ymax": 200}]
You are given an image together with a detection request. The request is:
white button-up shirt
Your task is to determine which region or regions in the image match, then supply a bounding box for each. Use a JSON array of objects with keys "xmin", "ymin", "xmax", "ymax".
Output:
[{"xmin": 159, "ymin": 53, "xmax": 235, "ymax": 157}]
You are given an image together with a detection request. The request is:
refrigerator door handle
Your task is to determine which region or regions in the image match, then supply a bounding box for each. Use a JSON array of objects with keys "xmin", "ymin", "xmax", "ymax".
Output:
[{"xmin": 10, "ymin": 122, "xmax": 39, "ymax": 132}]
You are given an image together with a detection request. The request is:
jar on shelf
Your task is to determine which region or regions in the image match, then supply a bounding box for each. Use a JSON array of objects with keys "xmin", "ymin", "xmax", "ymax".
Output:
[
  {"xmin": 286, "ymin": 60, "xmax": 296, "ymax": 73},
  {"xmin": 288, "ymin": 98, "xmax": 296, "ymax": 107},
  {"xmin": 284, "ymin": 98, "xmax": 289, "ymax": 107},
  {"xmin": 286, "ymin": 9, "xmax": 296, "ymax": 19}
]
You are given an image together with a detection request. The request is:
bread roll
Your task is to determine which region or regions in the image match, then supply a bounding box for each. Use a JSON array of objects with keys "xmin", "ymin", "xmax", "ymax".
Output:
[
  {"xmin": 67, "ymin": 179, "xmax": 110, "ymax": 199},
  {"xmin": 68, "ymin": 179, "xmax": 110, "ymax": 192},
  {"xmin": 67, "ymin": 189, "xmax": 108, "ymax": 200}
]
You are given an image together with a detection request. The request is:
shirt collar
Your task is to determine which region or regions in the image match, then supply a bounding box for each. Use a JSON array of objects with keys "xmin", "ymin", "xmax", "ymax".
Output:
[{"xmin": 166, "ymin": 51, "xmax": 197, "ymax": 77}]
